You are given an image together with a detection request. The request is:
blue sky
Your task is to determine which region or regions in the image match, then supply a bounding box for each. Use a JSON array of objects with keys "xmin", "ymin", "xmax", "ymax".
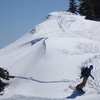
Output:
[{"xmin": 0, "ymin": 0, "xmax": 69, "ymax": 49}]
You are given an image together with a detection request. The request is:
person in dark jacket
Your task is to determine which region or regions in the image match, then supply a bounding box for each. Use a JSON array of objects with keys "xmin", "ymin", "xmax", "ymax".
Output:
[{"xmin": 76, "ymin": 65, "xmax": 94, "ymax": 92}]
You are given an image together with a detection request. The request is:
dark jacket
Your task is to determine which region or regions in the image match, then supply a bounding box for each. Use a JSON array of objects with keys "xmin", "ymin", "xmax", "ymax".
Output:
[{"xmin": 82, "ymin": 68, "xmax": 94, "ymax": 79}]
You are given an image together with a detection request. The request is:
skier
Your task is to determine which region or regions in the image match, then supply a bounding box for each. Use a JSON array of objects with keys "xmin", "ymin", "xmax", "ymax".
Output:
[{"xmin": 76, "ymin": 65, "xmax": 94, "ymax": 92}]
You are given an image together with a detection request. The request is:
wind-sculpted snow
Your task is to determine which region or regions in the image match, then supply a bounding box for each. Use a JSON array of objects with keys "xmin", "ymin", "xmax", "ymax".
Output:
[
  {"xmin": 0, "ymin": 38, "xmax": 47, "ymax": 75},
  {"xmin": 29, "ymin": 28, "xmax": 36, "ymax": 34},
  {"xmin": 0, "ymin": 11, "xmax": 100, "ymax": 100}
]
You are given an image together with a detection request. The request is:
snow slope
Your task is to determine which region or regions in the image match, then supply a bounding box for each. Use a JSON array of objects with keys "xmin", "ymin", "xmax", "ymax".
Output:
[{"xmin": 0, "ymin": 11, "xmax": 100, "ymax": 100}]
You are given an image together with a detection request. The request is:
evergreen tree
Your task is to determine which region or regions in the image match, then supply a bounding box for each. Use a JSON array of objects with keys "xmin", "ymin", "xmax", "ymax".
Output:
[
  {"xmin": 78, "ymin": 0, "xmax": 95, "ymax": 20},
  {"xmin": 68, "ymin": 0, "xmax": 77, "ymax": 14},
  {"xmin": 94, "ymin": 0, "xmax": 100, "ymax": 20},
  {"xmin": 85, "ymin": 0, "xmax": 95, "ymax": 20},
  {"xmin": 78, "ymin": 0, "xmax": 86, "ymax": 15},
  {"xmin": 0, "ymin": 67, "xmax": 14, "ymax": 92},
  {"xmin": 0, "ymin": 68, "xmax": 10, "ymax": 80}
]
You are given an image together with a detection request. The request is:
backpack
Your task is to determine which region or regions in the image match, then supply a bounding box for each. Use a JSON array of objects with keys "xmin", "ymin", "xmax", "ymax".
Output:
[{"xmin": 81, "ymin": 67, "xmax": 89, "ymax": 76}]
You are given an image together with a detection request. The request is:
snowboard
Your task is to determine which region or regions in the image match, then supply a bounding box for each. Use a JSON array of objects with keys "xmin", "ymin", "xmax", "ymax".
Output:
[
  {"xmin": 69, "ymin": 85, "xmax": 85, "ymax": 94},
  {"xmin": 76, "ymin": 89, "xmax": 85, "ymax": 94}
]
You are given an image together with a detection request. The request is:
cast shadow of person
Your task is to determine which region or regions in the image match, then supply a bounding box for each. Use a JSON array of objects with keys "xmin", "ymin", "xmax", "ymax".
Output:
[{"xmin": 66, "ymin": 90, "xmax": 84, "ymax": 99}]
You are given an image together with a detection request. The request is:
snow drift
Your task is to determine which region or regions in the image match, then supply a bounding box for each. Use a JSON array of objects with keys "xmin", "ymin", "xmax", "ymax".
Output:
[{"xmin": 0, "ymin": 11, "xmax": 100, "ymax": 100}]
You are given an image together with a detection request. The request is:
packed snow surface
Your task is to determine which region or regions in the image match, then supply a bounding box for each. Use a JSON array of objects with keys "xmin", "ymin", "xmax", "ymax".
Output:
[{"xmin": 0, "ymin": 11, "xmax": 100, "ymax": 100}]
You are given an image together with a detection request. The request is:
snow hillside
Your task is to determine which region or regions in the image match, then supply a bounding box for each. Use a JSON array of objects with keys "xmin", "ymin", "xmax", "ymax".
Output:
[{"xmin": 0, "ymin": 11, "xmax": 100, "ymax": 100}]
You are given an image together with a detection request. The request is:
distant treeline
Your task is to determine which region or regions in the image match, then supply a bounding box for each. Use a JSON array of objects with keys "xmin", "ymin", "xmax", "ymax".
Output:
[{"xmin": 68, "ymin": 0, "xmax": 100, "ymax": 21}]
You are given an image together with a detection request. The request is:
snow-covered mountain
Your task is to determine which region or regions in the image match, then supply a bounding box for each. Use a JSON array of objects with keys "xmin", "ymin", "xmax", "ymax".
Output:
[{"xmin": 0, "ymin": 11, "xmax": 100, "ymax": 100}]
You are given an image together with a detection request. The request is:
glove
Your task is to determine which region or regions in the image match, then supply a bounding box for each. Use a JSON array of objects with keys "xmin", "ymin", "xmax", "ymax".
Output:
[
  {"xmin": 90, "ymin": 75, "xmax": 94, "ymax": 80},
  {"xmin": 92, "ymin": 77, "xmax": 94, "ymax": 80}
]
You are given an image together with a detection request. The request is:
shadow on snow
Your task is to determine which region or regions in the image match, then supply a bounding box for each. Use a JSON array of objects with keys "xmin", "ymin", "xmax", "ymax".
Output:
[{"xmin": 66, "ymin": 90, "xmax": 84, "ymax": 99}]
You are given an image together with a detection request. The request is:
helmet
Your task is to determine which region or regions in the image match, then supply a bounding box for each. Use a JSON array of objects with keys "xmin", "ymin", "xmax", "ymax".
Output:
[{"xmin": 90, "ymin": 65, "xmax": 93, "ymax": 70}]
